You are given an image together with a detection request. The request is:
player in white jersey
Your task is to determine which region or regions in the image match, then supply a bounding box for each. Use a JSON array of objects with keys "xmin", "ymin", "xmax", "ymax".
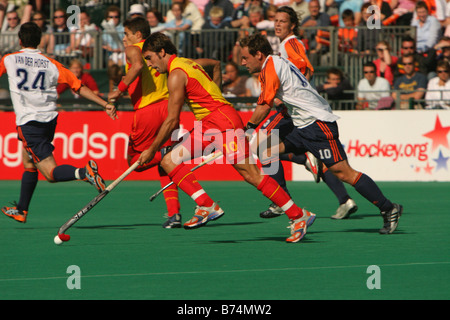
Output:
[
  {"xmin": 240, "ymin": 33, "xmax": 403, "ymax": 235},
  {"xmin": 257, "ymin": 6, "xmax": 358, "ymax": 220},
  {"xmin": 0, "ymin": 22, "xmax": 117, "ymax": 223}
]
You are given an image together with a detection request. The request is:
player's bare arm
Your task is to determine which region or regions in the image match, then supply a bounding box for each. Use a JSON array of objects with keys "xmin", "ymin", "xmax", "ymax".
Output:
[
  {"xmin": 108, "ymin": 45, "xmax": 143, "ymax": 102},
  {"xmin": 247, "ymin": 103, "xmax": 272, "ymax": 128},
  {"xmin": 77, "ymin": 85, "xmax": 118, "ymax": 120},
  {"xmin": 138, "ymin": 69, "xmax": 187, "ymax": 165}
]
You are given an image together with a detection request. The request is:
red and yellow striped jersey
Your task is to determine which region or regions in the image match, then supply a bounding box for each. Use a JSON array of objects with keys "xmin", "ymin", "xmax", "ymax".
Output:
[
  {"xmin": 126, "ymin": 40, "xmax": 168, "ymax": 110},
  {"xmin": 168, "ymin": 55, "xmax": 232, "ymax": 121}
]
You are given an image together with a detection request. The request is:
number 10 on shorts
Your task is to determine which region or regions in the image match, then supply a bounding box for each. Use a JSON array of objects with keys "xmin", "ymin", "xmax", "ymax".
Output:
[{"xmin": 318, "ymin": 148, "xmax": 332, "ymax": 160}]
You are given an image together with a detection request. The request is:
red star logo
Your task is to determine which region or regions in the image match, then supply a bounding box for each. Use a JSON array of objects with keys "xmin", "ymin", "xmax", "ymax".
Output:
[
  {"xmin": 423, "ymin": 162, "xmax": 434, "ymax": 175},
  {"xmin": 423, "ymin": 116, "xmax": 450, "ymax": 152}
]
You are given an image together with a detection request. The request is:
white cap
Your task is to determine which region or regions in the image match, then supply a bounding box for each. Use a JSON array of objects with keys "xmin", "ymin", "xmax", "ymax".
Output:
[{"xmin": 129, "ymin": 4, "xmax": 146, "ymax": 16}]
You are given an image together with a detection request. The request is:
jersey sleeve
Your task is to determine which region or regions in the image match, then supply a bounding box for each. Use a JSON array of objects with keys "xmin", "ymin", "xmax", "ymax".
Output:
[
  {"xmin": 52, "ymin": 58, "xmax": 82, "ymax": 92},
  {"xmin": 0, "ymin": 56, "xmax": 6, "ymax": 77},
  {"xmin": 257, "ymin": 57, "xmax": 280, "ymax": 107},
  {"xmin": 284, "ymin": 39, "xmax": 308, "ymax": 74}
]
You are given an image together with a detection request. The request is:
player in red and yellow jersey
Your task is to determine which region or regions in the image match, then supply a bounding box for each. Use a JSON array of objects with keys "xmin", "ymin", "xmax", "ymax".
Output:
[
  {"xmin": 138, "ymin": 32, "xmax": 316, "ymax": 243},
  {"xmin": 108, "ymin": 17, "xmax": 180, "ymax": 228}
]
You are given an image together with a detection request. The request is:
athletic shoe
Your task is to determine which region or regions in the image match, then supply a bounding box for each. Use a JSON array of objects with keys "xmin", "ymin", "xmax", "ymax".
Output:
[
  {"xmin": 184, "ymin": 202, "xmax": 224, "ymax": 229},
  {"xmin": 2, "ymin": 202, "xmax": 28, "ymax": 223},
  {"xmin": 304, "ymin": 151, "xmax": 321, "ymax": 183},
  {"xmin": 163, "ymin": 213, "xmax": 182, "ymax": 229},
  {"xmin": 379, "ymin": 203, "xmax": 403, "ymax": 234},
  {"xmin": 286, "ymin": 209, "xmax": 316, "ymax": 243},
  {"xmin": 259, "ymin": 203, "xmax": 284, "ymax": 218},
  {"xmin": 83, "ymin": 160, "xmax": 106, "ymax": 193},
  {"xmin": 331, "ymin": 198, "xmax": 358, "ymax": 219}
]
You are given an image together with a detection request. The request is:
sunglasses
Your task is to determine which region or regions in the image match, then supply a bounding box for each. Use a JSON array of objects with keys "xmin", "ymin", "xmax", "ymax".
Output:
[
  {"xmin": 364, "ymin": 71, "xmax": 375, "ymax": 74},
  {"xmin": 54, "ymin": 15, "xmax": 65, "ymax": 19},
  {"xmin": 437, "ymin": 70, "xmax": 449, "ymax": 73},
  {"xmin": 402, "ymin": 46, "xmax": 414, "ymax": 50},
  {"xmin": 108, "ymin": 15, "xmax": 119, "ymax": 18},
  {"xmin": 403, "ymin": 62, "xmax": 414, "ymax": 65}
]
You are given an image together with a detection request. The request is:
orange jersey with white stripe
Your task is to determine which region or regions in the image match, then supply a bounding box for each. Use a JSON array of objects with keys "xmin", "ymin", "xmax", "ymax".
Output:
[
  {"xmin": 278, "ymin": 35, "xmax": 314, "ymax": 76},
  {"xmin": 126, "ymin": 41, "xmax": 169, "ymax": 110},
  {"xmin": 0, "ymin": 48, "xmax": 81, "ymax": 125},
  {"xmin": 168, "ymin": 55, "xmax": 233, "ymax": 121},
  {"xmin": 257, "ymin": 55, "xmax": 338, "ymax": 128}
]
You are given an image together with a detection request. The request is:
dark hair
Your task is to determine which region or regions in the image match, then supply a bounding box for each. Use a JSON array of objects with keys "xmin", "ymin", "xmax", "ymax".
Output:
[
  {"xmin": 239, "ymin": 33, "xmax": 273, "ymax": 56},
  {"xmin": 276, "ymin": 6, "xmax": 300, "ymax": 37},
  {"xmin": 342, "ymin": 9, "xmax": 354, "ymax": 20},
  {"xmin": 415, "ymin": 1, "xmax": 429, "ymax": 12},
  {"xmin": 142, "ymin": 32, "xmax": 178, "ymax": 55},
  {"xmin": 18, "ymin": 22, "xmax": 42, "ymax": 48},
  {"xmin": 147, "ymin": 8, "xmax": 164, "ymax": 23},
  {"xmin": 436, "ymin": 60, "xmax": 450, "ymax": 71},
  {"xmin": 123, "ymin": 16, "xmax": 151, "ymax": 39},
  {"xmin": 363, "ymin": 61, "xmax": 377, "ymax": 72},
  {"xmin": 105, "ymin": 5, "xmax": 121, "ymax": 19},
  {"xmin": 326, "ymin": 67, "xmax": 343, "ymax": 79}
]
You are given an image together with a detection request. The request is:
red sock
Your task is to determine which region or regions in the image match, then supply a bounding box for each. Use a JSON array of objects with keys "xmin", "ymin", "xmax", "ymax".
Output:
[
  {"xmin": 257, "ymin": 175, "xmax": 303, "ymax": 220},
  {"xmin": 168, "ymin": 164, "xmax": 214, "ymax": 207},
  {"xmin": 159, "ymin": 171, "xmax": 180, "ymax": 217}
]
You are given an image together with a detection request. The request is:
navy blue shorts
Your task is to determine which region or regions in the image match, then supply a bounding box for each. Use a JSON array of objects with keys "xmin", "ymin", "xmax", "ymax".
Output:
[
  {"xmin": 17, "ymin": 117, "xmax": 57, "ymax": 163},
  {"xmin": 284, "ymin": 120, "xmax": 347, "ymax": 167},
  {"xmin": 260, "ymin": 109, "xmax": 294, "ymax": 140}
]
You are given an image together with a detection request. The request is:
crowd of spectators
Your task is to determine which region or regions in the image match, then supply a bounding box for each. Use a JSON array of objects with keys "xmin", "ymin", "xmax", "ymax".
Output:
[{"xmin": 1, "ymin": 0, "xmax": 450, "ymax": 109}]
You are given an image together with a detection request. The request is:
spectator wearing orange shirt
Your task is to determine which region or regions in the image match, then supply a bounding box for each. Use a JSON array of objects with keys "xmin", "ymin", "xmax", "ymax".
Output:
[{"xmin": 57, "ymin": 59, "xmax": 100, "ymax": 97}]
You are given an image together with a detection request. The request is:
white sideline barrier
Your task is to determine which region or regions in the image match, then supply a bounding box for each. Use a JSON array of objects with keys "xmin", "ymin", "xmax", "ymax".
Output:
[{"xmin": 292, "ymin": 110, "xmax": 450, "ymax": 182}]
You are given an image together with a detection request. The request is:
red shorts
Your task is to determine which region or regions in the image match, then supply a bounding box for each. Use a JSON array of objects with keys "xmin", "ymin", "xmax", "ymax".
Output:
[
  {"xmin": 127, "ymin": 100, "xmax": 175, "ymax": 159},
  {"xmin": 179, "ymin": 105, "xmax": 251, "ymax": 164}
]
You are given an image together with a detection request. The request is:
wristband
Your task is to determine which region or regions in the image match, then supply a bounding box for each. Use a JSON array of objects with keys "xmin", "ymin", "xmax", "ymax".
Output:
[
  {"xmin": 245, "ymin": 122, "xmax": 258, "ymax": 131},
  {"xmin": 118, "ymin": 81, "xmax": 128, "ymax": 92}
]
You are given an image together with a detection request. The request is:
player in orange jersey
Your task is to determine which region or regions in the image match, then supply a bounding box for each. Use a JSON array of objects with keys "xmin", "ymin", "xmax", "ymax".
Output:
[
  {"xmin": 138, "ymin": 32, "xmax": 316, "ymax": 243},
  {"xmin": 256, "ymin": 6, "xmax": 358, "ymax": 220},
  {"xmin": 0, "ymin": 22, "xmax": 116, "ymax": 223}
]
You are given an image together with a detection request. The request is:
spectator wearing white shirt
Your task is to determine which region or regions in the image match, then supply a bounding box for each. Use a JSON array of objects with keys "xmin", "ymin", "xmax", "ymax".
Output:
[
  {"xmin": 356, "ymin": 61, "xmax": 391, "ymax": 110},
  {"xmin": 411, "ymin": 1, "xmax": 441, "ymax": 53},
  {"xmin": 425, "ymin": 60, "xmax": 450, "ymax": 109}
]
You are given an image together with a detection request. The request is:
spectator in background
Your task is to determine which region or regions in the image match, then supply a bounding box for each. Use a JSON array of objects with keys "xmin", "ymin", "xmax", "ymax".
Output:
[
  {"xmin": 390, "ymin": 0, "xmax": 416, "ymax": 25},
  {"xmin": 356, "ymin": 61, "xmax": 391, "ymax": 110},
  {"xmin": 411, "ymin": 1, "xmax": 441, "ymax": 53},
  {"xmin": 232, "ymin": 0, "xmax": 269, "ymax": 28},
  {"xmin": 107, "ymin": 63, "xmax": 125, "ymax": 93},
  {"xmin": 338, "ymin": 9, "xmax": 358, "ymax": 53},
  {"xmin": 0, "ymin": 8, "xmax": 32, "ymax": 55},
  {"xmin": 396, "ymin": 35, "xmax": 437, "ymax": 78},
  {"xmin": 128, "ymin": 3, "xmax": 146, "ymax": 19},
  {"xmin": 317, "ymin": 67, "xmax": 354, "ymax": 109},
  {"xmin": 101, "ymin": 5, "xmax": 125, "ymax": 67},
  {"xmin": 393, "ymin": 54, "xmax": 428, "ymax": 109},
  {"xmin": 197, "ymin": 6, "xmax": 236, "ymax": 62},
  {"xmin": 355, "ymin": 2, "xmax": 381, "ymax": 55},
  {"xmin": 300, "ymin": 0, "xmax": 331, "ymax": 66},
  {"xmin": 57, "ymin": 59, "xmax": 100, "ymax": 97},
  {"xmin": 425, "ymin": 60, "xmax": 450, "ymax": 109},
  {"xmin": 31, "ymin": 11, "xmax": 54, "ymax": 56},
  {"xmin": 166, "ymin": 0, "xmax": 204, "ymax": 31},
  {"xmin": 146, "ymin": 7, "xmax": 166, "ymax": 33},
  {"xmin": 256, "ymin": 4, "xmax": 280, "ymax": 54},
  {"xmin": 290, "ymin": 0, "xmax": 309, "ymax": 20},
  {"xmin": 338, "ymin": 0, "xmax": 363, "ymax": 27},
  {"xmin": 52, "ymin": 8, "xmax": 73, "ymax": 56},
  {"xmin": 222, "ymin": 61, "xmax": 248, "ymax": 97},
  {"xmin": 203, "ymin": 0, "xmax": 235, "ymax": 22},
  {"xmin": 368, "ymin": 0, "xmax": 392, "ymax": 21},
  {"xmin": 434, "ymin": 36, "xmax": 450, "ymax": 64},
  {"xmin": 245, "ymin": 72, "xmax": 261, "ymax": 97},
  {"xmin": 72, "ymin": 10, "xmax": 99, "ymax": 61},
  {"xmin": 163, "ymin": 2, "xmax": 193, "ymax": 55},
  {"xmin": 373, "ymin": 41, "xmax": 398, "ymax": 86}
]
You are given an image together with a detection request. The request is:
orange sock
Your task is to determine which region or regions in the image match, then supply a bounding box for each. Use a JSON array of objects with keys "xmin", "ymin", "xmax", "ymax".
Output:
[{"xmin": 257, "ymin": 175, "xmax": 302, "ymax": 220}]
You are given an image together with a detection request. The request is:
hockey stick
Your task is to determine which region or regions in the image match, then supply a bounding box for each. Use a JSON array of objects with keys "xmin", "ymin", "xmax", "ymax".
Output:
[
  {"xmin": 54, "ymin": 162, "xmax": 140, "ymax": 245},
  {"xmin": 149, "ymin": 151, "xmax": 223, "ymax": 202}
]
